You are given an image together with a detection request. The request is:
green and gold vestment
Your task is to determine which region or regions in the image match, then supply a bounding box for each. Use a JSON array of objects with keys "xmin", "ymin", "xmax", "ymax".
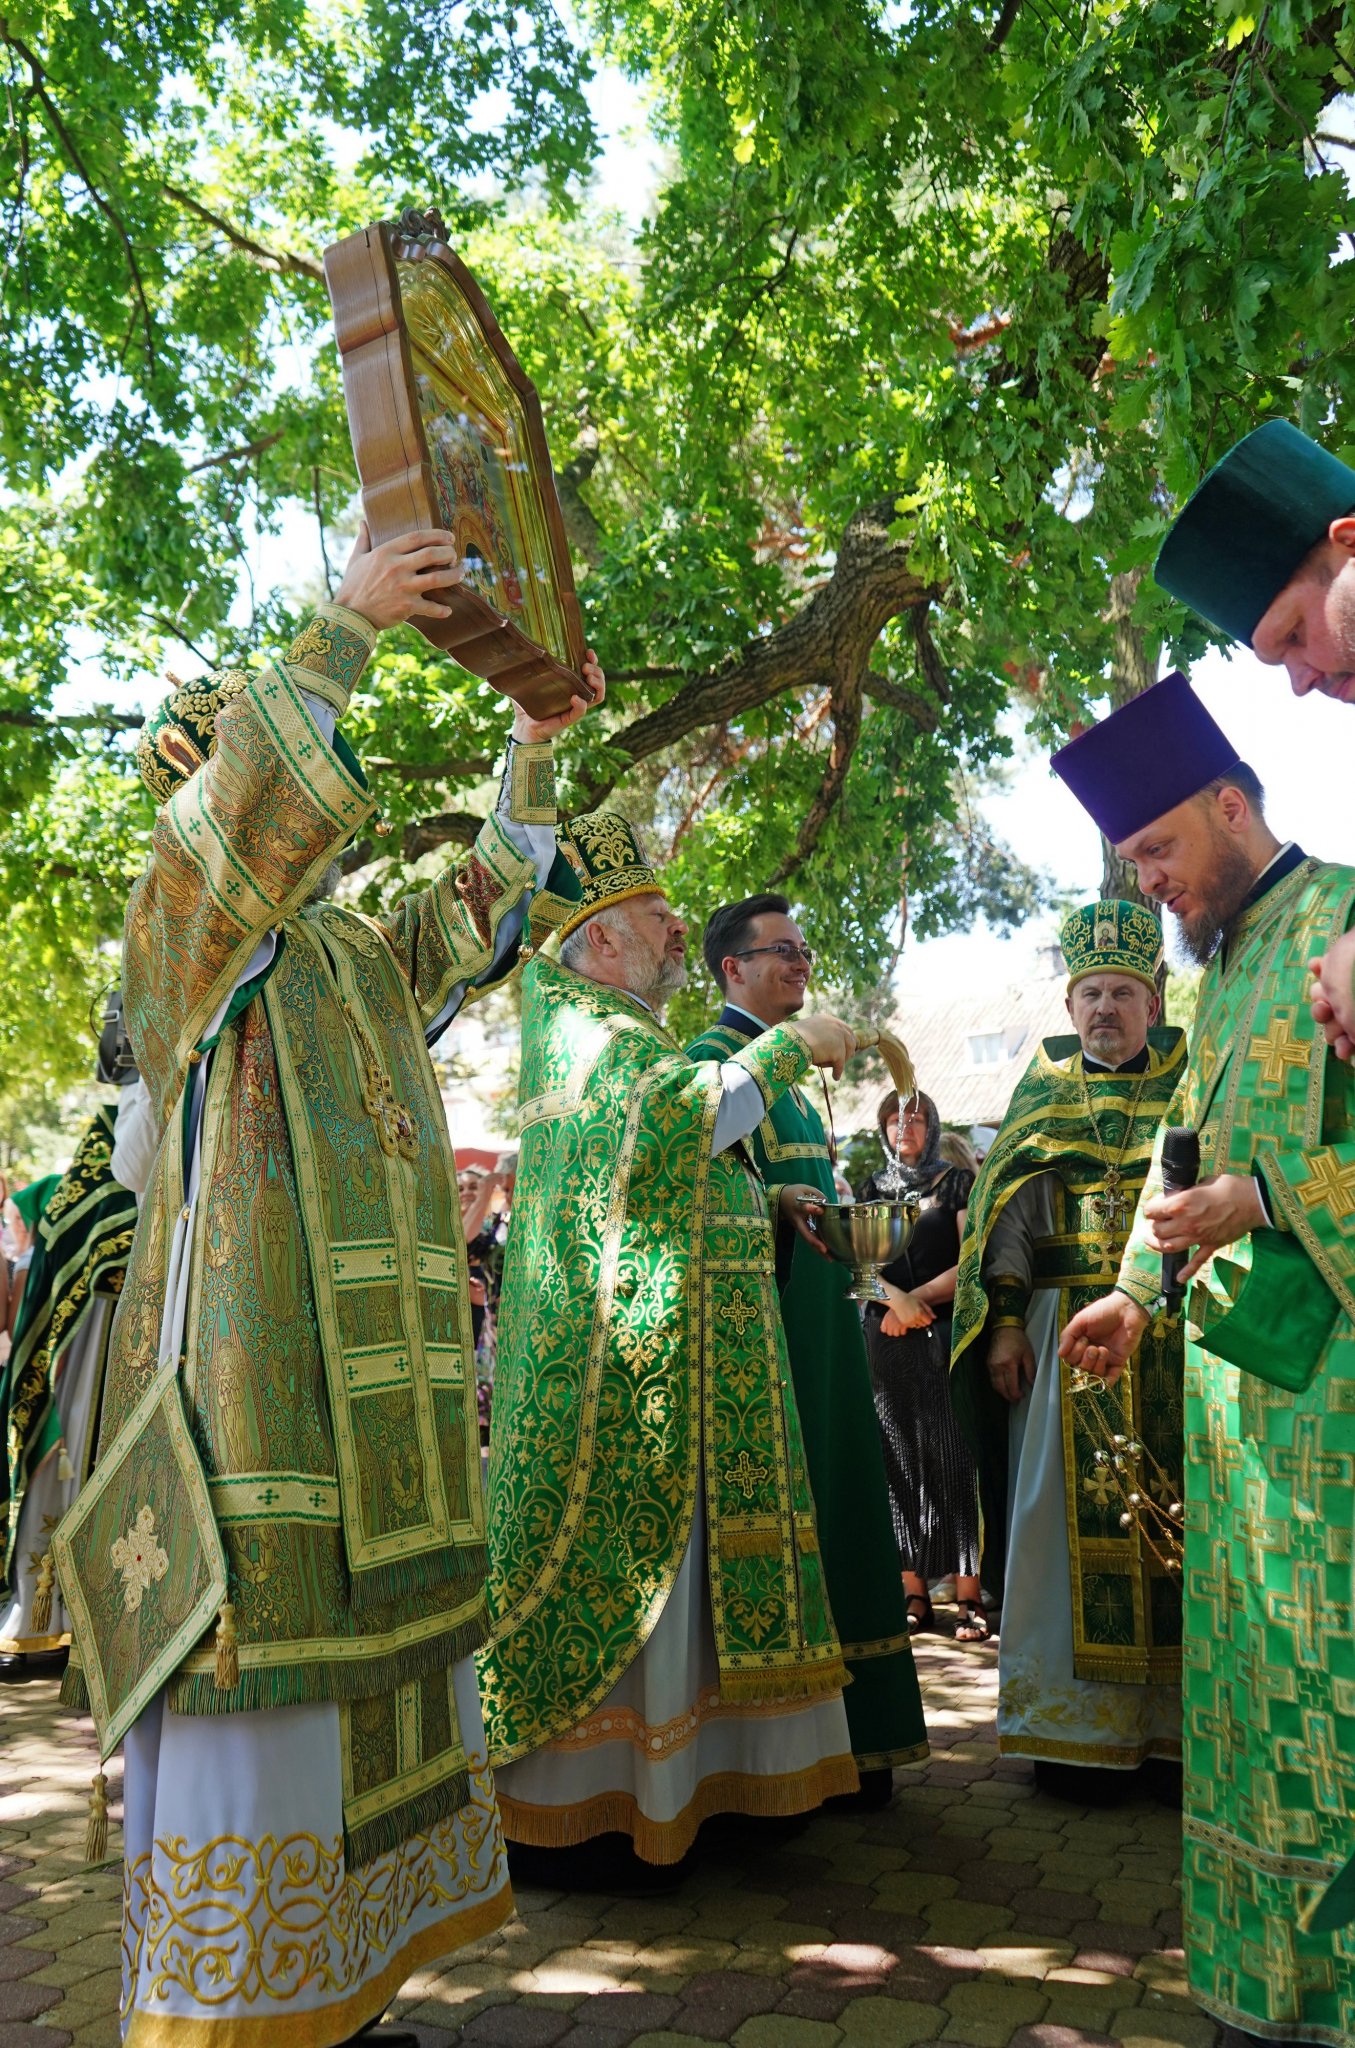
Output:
[
  {"xmin": 480, "ymin": 959, "xmax": 848, "ymax": 1764},
  {"xmin": 2, "ymin": 1106, "xmax": 137, "ymax": 1603},
  {"xmin": 1117, "ymin": 855, "xmax": 1355, "ymax": 2042},
  {"xmin": 952, "ymin": 1029, "xmax": 1186, "ymax": 1688},
  {"xmin": 686, "ymin": 1007, "xmax": 927, "ymax": 1772},
  {"xmin": 62, "ymin": 606, "xmax": 555, "ymax": 1863}
]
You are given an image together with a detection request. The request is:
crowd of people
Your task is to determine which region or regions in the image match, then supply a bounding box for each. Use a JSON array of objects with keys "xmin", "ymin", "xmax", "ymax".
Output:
[{"xmin": 3, "ymin": 417, "xmax": 1355, "ymax": 2048}]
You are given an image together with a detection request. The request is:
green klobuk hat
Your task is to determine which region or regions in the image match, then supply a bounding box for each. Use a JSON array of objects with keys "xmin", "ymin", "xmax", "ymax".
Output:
[
  {"xmin": 1059, "ymin": 899, "xmax": 1163, "ymax": 997},
  {"xmin": 531, "ymin": 813, "xmax": 661, "ymax": 946},
  {"xmin": 1155, "ymin": 420, "xmax": 1355, "ymax": 646},
  {"xmin": 136, "ymin": 669, "xmax": 250, "ymax": 804}
]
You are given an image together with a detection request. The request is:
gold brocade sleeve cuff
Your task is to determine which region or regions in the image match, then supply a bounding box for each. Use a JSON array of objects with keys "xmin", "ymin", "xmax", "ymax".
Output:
[
  {"xmin": 283, "ymin": 604, "xmax": 378, "ymax": 717},
  {"xmin": 506, "ymin": 740, "xmax": 556, "ymax": 825},
  {"xmin": 729, "ymin": 1022, "xmax": 813, "ymax": 1112},
  {"xmin": 1116, "ymin": 1270, "xmax": 1161, "ymax": 1314},
  {"xmin": 986, "ymin": 1274, "xmax": 1030, "ymax": 1329}
]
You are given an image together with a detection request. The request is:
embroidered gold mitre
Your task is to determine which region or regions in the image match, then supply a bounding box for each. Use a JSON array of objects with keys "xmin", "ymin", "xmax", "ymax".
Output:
[
  {"xmin": 1060, "ymin": 898, "xmax": 1163, "ymax": 995},
  {"xmin": 530, "ymin": 811, "xmax": 661, "ymax": 944}
]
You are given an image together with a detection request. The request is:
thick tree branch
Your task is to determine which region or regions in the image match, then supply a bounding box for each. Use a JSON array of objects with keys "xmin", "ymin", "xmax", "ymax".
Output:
[
  {"xmin": 400, "ymin": 811, "xmax": 481, "ymax": 861},
  {"xmin": 602, "ymin": 665, "xmax": 691, "ymax": 684},
  {"xmin": 772, "ymin": 664, "xmax": 866, "ymax": 885},
  {"xmin": 863, "ymin": 675, "xmax": 938, "ymax": 727},
  {"xmin": 162, "ymin": 181, "xmax": 325, "ymax": 282},
  {"xmin": 576, "ymin": 497, "xmax": 938, "ymax": 809},
  {"xmin": 557, "ymin": 422, "xmax": 604, "ymax": 570},
  {"xmin": 985, "ymin": 0, "xmax": 1023, "ymax": 53}
]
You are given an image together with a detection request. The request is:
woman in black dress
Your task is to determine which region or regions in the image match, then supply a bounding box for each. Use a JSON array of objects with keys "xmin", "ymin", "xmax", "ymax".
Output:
[{"xmin": 858, "ymin": 1090, "xmax": 987, "ymax": 1641}]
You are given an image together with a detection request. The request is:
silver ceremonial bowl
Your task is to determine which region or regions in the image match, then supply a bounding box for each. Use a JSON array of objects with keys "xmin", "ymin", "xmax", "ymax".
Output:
[{"xmin": 812, "ymin": 1197, "xmax": 920, "ymax": 1304}]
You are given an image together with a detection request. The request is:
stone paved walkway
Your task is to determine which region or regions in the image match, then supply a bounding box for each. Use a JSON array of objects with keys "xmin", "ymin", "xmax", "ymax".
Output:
[{"xmin": 0, "ymin": 1633, "xmax": 1213, "ymax": 2048}]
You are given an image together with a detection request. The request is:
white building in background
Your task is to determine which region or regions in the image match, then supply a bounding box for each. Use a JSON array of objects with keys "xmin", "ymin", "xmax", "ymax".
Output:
[{"xmin": 833, "ymin": 968, "xmax": 1074, "ymax": 1144}]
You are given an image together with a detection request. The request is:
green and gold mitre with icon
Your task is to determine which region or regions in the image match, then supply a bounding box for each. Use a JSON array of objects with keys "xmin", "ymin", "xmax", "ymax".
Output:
[
  {"xmin": 528, "ymin": 811, "xmax": 661, "ymax": 945},
  {"xmin": 135, "ymin": 671, "xmax": 252, "ymax": 805},
  {"xmin": 136, "ymin": 607, "xmax": 375, "ymax": 806},
  {"xmin": 1060, "ymin": 899, "xmax": 1163, "ymax": 995}
]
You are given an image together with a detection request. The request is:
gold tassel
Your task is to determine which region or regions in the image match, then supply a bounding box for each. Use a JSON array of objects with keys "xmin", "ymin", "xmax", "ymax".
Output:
[
  {"xmin": 214, "ymin": 1601, "xmax": 239, "ymax": 1690},
  {"xmin": 31, "ymin": 1551, "xmax": 55, "ymax": 1635},
  {"xmin": 719, "ymin": 1527, "xmax": 782, "ymax": 1558},
  {"xmin": 57, "ymin": 1442, "xmax": 74, "ymax": 1483},
  {"xmin": 85, "ymin": 1772, "xmax": 109, "ymax": 1865}
]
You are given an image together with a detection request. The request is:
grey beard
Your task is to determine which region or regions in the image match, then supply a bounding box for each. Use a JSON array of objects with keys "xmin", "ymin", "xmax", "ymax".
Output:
[
  {"xmin": 305, "ymin": 860, "xmax": 342, "ymax": 906},
  {"xmin": 636, "ymin": 955, "xmax": 688, "ymax": 1007}
]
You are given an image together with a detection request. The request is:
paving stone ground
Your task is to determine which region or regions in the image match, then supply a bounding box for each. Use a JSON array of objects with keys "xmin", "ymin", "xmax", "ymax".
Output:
[{"xmin": 0, "ymin": 1629, "xmax": 1210, "ymax": 2048}]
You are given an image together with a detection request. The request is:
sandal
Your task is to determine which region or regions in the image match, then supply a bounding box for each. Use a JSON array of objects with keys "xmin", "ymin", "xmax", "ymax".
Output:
[
  {"xmin": 905, "ymin": 1592, "xmax": 935, "ymax": 1634},
  {"xmin": 954, "ymin": 1600, "xmax": 991, "ymax": 1642}
]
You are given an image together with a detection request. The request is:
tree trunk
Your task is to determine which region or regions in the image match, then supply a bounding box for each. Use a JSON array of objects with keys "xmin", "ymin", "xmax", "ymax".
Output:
[{"xmin": 1098, "ymin": 567, "xmax": 1170, "ymax": 1008}]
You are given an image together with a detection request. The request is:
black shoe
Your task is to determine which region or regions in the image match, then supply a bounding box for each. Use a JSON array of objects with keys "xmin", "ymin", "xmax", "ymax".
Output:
[
  {"xmin": 1138, "ymin": 1758, "xmax": 1183, "ymax": 1807},
  {"xmin": 826, "ymin": 1767, "xmax": 894, "ymax": 1812},
  {"xmin": 0, "ymin": 1647, "xmax": 68, "ymax": 1683},
  {"xmin": 1032, "ymin": 1759, "xmax": 1133, "ymax": 1806}
]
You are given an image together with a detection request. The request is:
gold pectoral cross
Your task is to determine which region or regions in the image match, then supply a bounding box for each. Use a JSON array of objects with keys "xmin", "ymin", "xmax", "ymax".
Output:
[{"xmin": 1090, "ymin": 1170, "xmax": 1128, "ymax": 1270}]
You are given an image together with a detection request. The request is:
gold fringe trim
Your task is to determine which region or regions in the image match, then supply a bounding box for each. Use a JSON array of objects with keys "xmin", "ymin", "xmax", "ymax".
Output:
[
  {"xmin": 854, "ymin": 1741, "xmax": 930, "ymax": 1770},
  {"xmin": 1072, "ymin": 1646, "xmax": 1183, "ymax": 1688},
  {"xmin": 344, "ymin": 1766, "xmax": 471, "ymax": 1873},
  {"xmin": 998, "ymin": 1731, "xmax": 1183, "ymax": 1765},
  {"xmin": 719, "ymin": 1528, "xmax": 781, "ymax": 1558},
  {"xmin": 85, "ymin": 1771, "xmax": 109, "ymax": 1865},
  {"xmin": 30, "ymin": 1552, "xmax": 55, "ymax": 1637},
  {"xmin": 500, "ymin": 1752, "xmax": 860, "ymax": 1865},
  {"xmin": 796, "ymin": 1526, "xmax": 819, "ymax": 1554},
  {"xmin": 123, "ymin": 1881, "xmax": 514, "ymax": 2048},
  {"xmin": 716, "ymin": 1656, "xmax": 850, "ymax": 1705},
  {"xmin": 169, "ymin": 1608, "xmax": 487, "ymax": 1717},
  {"xmin": 60, "ymin": 1658, "xmax": 90, "ymax": 1712}
]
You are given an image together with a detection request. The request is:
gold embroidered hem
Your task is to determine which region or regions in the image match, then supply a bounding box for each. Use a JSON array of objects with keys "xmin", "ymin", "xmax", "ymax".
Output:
[
  {"xmin": 0, "ymin": 1622, "xmax": 69, "ymax": 1654},
  {"xmin": 498, "ymin": 1754, "xmax": 859, "ymax": 1865},
  {"xmin": 122, "ymin": 1662, "xmax": 510, "ymax": 2046},
  {"xmin": 998, "ymin": 1731, "xmax": 1183, "ymax": 1765},
  {"xmin": 545, "ymin": 1679, "xmax": 860, "ymax": 1762},
  {"xmin": 853, "ymin": 1744, "xmax": 930, "ymax": 1771},
  {"xmin": 0, "ymin": 1629, "xmax": 68, "ymax": 1655},
  {"xmin": 124, "ymin": 1891, "xmax": 512, "ymax": 2048}
]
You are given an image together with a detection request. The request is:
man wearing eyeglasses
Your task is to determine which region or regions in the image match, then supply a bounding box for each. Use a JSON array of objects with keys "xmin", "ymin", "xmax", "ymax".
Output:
[{"xmin": 687, "ymin": 895, "xmax": 928, "ymax": 1805}]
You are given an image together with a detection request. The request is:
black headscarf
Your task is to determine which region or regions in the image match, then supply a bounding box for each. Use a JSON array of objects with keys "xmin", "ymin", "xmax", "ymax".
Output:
[{"xmin": 875, "ymin": 1088, "xmax": 945, "ymax": 1193}]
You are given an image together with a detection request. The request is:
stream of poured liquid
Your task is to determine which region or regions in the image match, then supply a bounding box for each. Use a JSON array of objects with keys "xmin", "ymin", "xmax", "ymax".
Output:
[{"xmin": 860, "ymin": 1028, "xmax": 917, "ymax": 1198}]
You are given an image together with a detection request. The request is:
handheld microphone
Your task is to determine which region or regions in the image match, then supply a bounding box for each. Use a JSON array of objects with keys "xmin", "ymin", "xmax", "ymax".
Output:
[{"xmin": 1160, "ymin": 1127, "xmax": 1201, "ymax": 1309}]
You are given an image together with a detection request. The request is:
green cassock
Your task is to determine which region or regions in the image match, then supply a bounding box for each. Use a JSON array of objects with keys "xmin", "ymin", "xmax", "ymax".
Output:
[
  {"xmin": 686, "ymin": 1007, "xmax": 927, "ymax": 1771},
  {"xmin": 1115, "ymin": 851, "xmax": 1355, "ymax": 2040}
]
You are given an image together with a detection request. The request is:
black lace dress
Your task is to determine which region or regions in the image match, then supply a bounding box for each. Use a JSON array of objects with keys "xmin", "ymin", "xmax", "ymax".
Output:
[{"xmin": 858, "ymin": 1162, "xmax": 980, "ymax": 1579}]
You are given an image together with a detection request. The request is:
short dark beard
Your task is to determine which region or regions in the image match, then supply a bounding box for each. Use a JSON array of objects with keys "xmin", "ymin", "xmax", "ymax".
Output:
[{"xmin": 1171, "ymin": 834, "xmax": 1260, "ymax": 966}]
